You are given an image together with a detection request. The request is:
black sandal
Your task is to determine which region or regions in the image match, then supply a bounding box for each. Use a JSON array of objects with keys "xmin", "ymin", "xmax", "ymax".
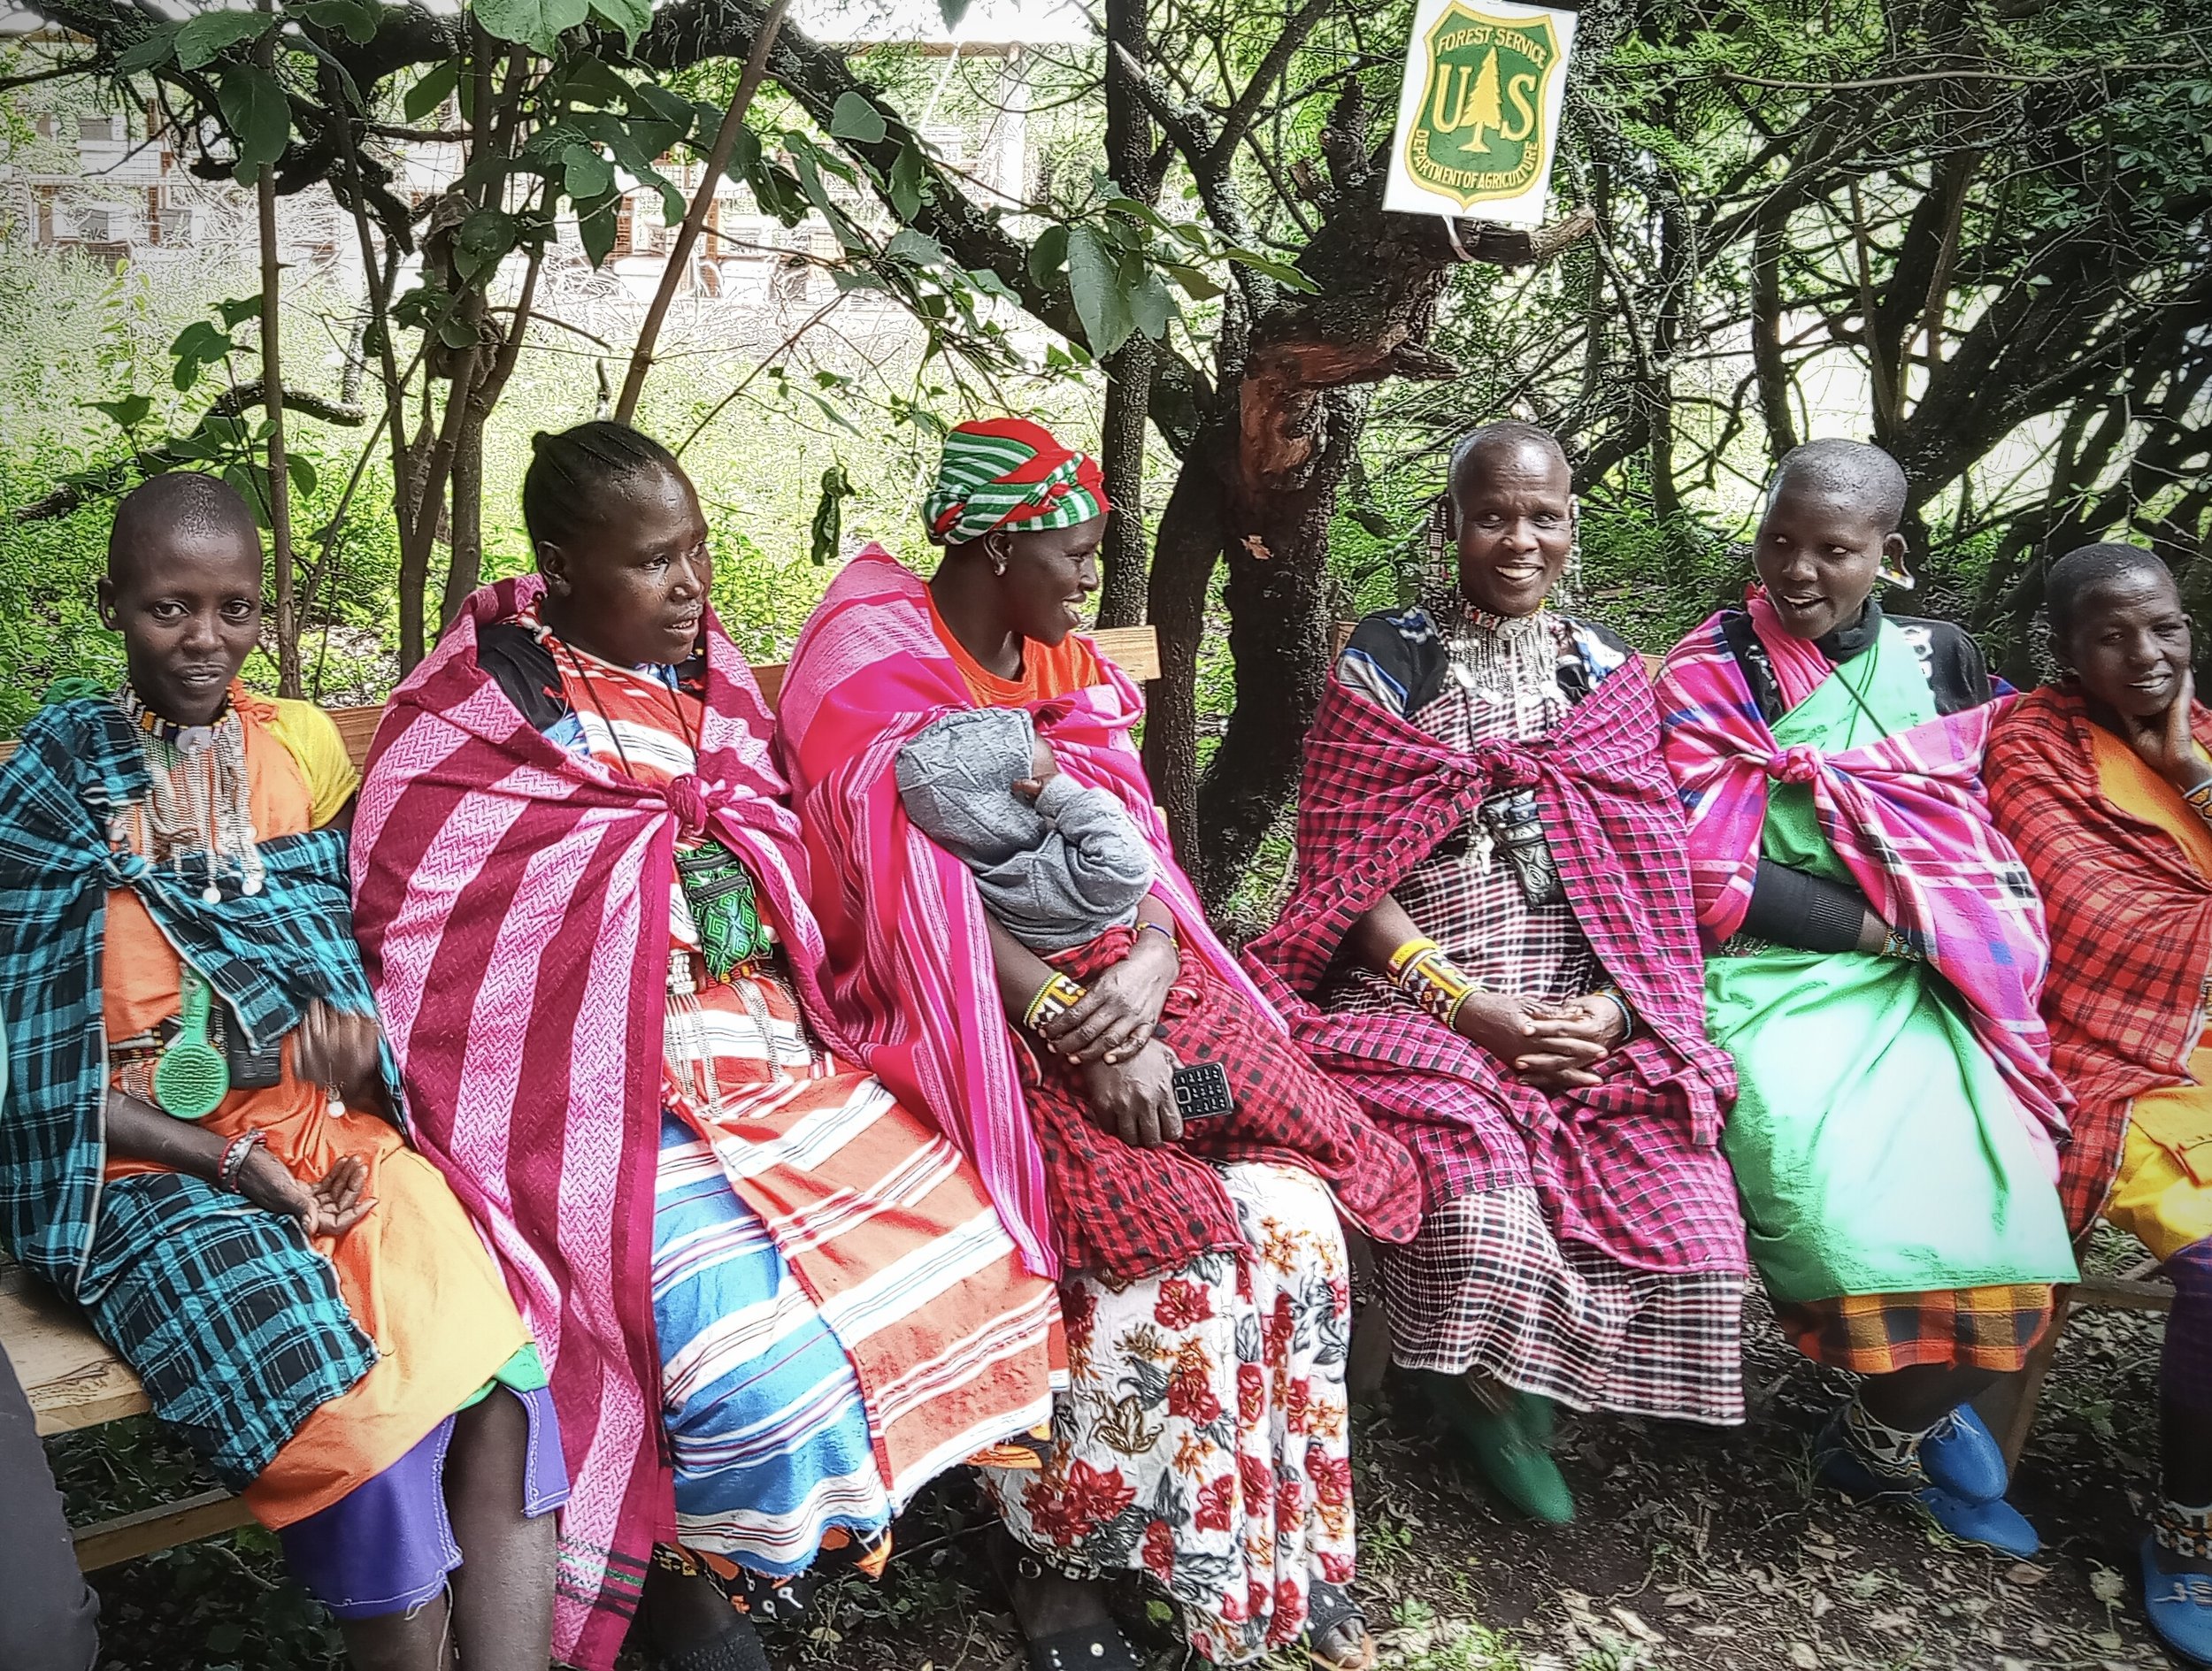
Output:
[
  {"xmin": 1020, "ymin": 1621, "xmax": 1144, "ymax": 1671},
  {"xmin": 657, "ymin": 1615, "xmax": 771, "ymax": 1671},
  {"xmin": 1306, "ymin": 1583, "xmax": 1377, "ymax": 1670}
]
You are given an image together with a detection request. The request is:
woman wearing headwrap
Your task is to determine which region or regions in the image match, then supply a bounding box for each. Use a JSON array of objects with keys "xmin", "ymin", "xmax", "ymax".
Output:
[{"xmin": 776, "ymin": 418, "xmax": 1417, "ymax": 1671}]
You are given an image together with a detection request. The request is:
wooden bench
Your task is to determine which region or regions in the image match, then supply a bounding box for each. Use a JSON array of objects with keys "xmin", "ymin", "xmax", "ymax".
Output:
[{"xmin": 0, "ymin": 625, "xmax": 1162, "ymax": 1570}]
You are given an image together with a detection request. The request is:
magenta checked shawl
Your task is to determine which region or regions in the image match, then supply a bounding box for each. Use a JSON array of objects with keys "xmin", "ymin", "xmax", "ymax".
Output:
[
  {"xmin": 773, "ymin": 547, "xmax": 1285, "ymax": 1279},
  {"xmin": 1242, "ymin": 653, "xmax": 1747, "ymax": 1276},
  {"xmin": 1655, "ymin": 602, "xmax": 2069, "ymax": 1169},
  {"xmin": 349, "ymin": 575, "xmax": 856, "ymax": 1671}
]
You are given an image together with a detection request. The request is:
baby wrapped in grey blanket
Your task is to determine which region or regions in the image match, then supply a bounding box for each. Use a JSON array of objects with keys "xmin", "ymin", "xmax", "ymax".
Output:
[{"xmin": 895, "ymin": 706, "xmax": 1154, "ymax": 951}]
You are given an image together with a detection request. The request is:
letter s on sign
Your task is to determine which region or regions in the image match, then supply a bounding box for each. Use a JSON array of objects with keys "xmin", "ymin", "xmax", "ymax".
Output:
[{"xmin": 1502, "ymin": 72, "xmax": 1539, "ymax": 142}]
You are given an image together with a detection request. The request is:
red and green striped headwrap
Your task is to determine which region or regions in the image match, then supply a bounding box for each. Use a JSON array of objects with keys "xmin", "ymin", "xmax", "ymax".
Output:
[{"xmin": 924, "ymin": 417, "xmax": 1110, "ymax": 547}]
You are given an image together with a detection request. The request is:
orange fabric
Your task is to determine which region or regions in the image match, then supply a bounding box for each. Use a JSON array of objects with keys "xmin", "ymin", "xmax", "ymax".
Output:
[
  {"xmin": 926, "ymin": 593, "xmax": 1100, "ymax": 706},
  {"xmin": 102, "ymin": 689, "xmax": 529, "ymax": 1528}
]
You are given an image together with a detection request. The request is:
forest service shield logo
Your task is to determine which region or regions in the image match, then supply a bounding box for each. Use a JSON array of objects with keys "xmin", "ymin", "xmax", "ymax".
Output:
[{"xmin": 1402, "ymin": 4, "xmax": 1563, "ymax": 210}]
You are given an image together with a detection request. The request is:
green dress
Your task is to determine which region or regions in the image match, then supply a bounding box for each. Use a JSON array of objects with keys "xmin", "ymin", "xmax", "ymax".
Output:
[{"xmin": 1701, "ymin": 621, "xmax": 2078, "ymax": 1303}]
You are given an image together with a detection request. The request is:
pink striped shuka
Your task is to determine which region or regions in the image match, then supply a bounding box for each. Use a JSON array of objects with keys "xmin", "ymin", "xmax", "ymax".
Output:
[{"xmin": 349, "ymin": 575, "xmax": 1063, "ymax": 1670}]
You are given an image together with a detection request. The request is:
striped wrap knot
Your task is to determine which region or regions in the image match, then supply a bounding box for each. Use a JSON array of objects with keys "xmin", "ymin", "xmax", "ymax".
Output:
[
  {"xmin": 1768, "ymin": 745, "xmax": 1823, "ymax": 784},
  {"xmin": 1469, "ymin": 739, "xmax": 1541, "ymax": 793},
  {"xmin": 665, "ymin": 773, "xmax": 711, "ymax": 839}
]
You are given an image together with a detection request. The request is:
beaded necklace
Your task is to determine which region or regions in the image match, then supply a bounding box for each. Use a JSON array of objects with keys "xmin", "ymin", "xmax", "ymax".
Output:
[{"xmin": 114, "ymin": 683, "xmax": 265, "ymax": 904}]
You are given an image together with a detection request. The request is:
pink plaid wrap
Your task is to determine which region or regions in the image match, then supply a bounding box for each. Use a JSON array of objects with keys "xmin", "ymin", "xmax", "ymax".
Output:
[
  {"xmin": 772, "ymin": 548, "xmax": 1282, "ymax": 1278},
  {"xmin": 1655, "ymin": 602, "xmax": 2070, "ymax": 1171},
  {"xmin": 1243, "ymin": 655, "xmax": 1747, "ymax": 1276}
]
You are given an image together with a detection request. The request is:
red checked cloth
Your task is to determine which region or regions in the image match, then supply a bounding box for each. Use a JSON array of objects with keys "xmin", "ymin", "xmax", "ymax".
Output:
[
  {"xmin": 1243, "ymin": 659, "xmax": 1747, "ymax": 1277},
  {"xmin": 1985, "ymin": 683, "xmax": 2212, "ymax": 1231}
]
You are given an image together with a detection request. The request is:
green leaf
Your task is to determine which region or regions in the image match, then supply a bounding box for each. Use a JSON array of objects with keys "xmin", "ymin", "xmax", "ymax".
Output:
[
  {"xmin": 88, "ymin": 394, "xmax": 153, "ymax": 431},
  {"xmin": 454, "ymin": 208, "xmax": 518, "ymax": 280},
  {"xmin": 216, "ymin": 63, "xmax": 291, "ymax": 173},
  {"xmin": 472, "ymin": 0, "xmax": 588, "ymax": 53},
  {"xmin": 215, "ymin": 295, "xmax": 262, "ymax": 328},
  {"xmin": 968, "ymin": 265, "xmax": 1018, "ymax": 303},
  {"xmin": 586, "ymin": 0, "xmax": 649, "ymax": 46},
  {"xmin": 829, "ymin": 91, "xmax": 887, "ymax": 145},
  {"xmin": 1161, "ymin": 259, "xmax": 1223, "ymax": 302},
  {"xmin": 561, "ymin": 142, "xmax": 611, "ymax": 201},
  {"xmin": 1027, "ymin": 223, "xmax": 1068, "ymax": 290},
  {"xmin": 1128, "ymin": 269, "xmax": 1176, "ymax": 341},
  {"xmin": 1222, "ymin": 249, "xmax": 1319, "ymax": 293},
  {"xmin": 285, "ymin": 452, "xmax": 319, "ymax": 498},
  {"xmin": 171, "ymin": 319, "xmax": 235, "ymax": 390},
  {"xmin": 885, "ymin": 227, "xmax": 945, "ymax": 267},
  {"xmin": 225, "ymin": 462, "xmax": 273, "ymax": 527},
  {"xmin": 437, "ymin": 312, "xmax": 480, "ymax": 349},
  {"xmin": 175, "ymin": 9, "xmax": 271, "ymax": 70},
  {"xmin": 937, "ymin": 0, "xmax": 971, "ymax": 27},
  {"xmin": 403, "ymin": 60, "xmax": 459, "ymax": 123},
  {"xmin": 1064, "ymin": 224, "xmax": 1133, "ymax": 357},
  {"xmin": 114, "ymin": 26, "xmax": 178, "ymax": 73},
  {"xmin": 301, "ymin": 0, "xmax": 381, "ymax": 45},
  {"xmin": 810, "ymin": 464, "xmax": 852, "ymax": 567},
  {"xmin": 574, "ymin": 189, "xmax": 620, "ymax": 268},
  {"xmin": 888, "ymin": 142, "xmax": 926, "ymax": 218}
]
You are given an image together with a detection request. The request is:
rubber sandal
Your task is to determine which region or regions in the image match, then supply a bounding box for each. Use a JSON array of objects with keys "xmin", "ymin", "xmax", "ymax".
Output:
[
  {"xmin": 2144, "ymin": 1536, "xmax": 2212, "ymax": 1667},
  {"xmin": 1307, "ymin": 1581, "xmax": 1379, "ymax": 1669},
  {"xmin": 1817, "ymin": 1417, "xmax": 2039, "ymax": 1557},
  {"xmin": 658, "ymin": 1615, "xmax": 771, "ymax": 1671},
  {"xmin": 1021, "ymin": 1623, "xmax": 1143, "ymax": 1670},
  {"xmin": 1917, "ymin": 1404, "xmax": 2008, "ymax": 1505},
  {"xmin": 1429, "ymin": 1373, "xmax": 1575, "ymax": 1524}
]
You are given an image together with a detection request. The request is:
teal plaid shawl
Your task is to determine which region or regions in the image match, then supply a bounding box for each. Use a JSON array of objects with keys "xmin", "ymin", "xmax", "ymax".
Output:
[{"xmin": 0, "ymin": 699, "xmax": 376, "ymax": 1484}]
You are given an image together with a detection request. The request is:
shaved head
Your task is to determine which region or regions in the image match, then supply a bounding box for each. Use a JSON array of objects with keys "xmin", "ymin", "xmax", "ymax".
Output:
[
  {"xmin": 108, "ymin": 472, "xmax": 260, "ymax": 591},
  {"xmin": 1769, "ymin": 439, "xmax": 1909, "ymax": 533},
  {"xmin": 1449, "ymin": 420, "xmax": 1569, "ymax": 507}
]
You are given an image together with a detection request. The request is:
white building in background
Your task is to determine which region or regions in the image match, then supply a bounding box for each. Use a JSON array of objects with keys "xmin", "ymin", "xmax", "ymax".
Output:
[{"xmin": 1, "ymin": 0, "xmax": 1089, "ymax": 313}]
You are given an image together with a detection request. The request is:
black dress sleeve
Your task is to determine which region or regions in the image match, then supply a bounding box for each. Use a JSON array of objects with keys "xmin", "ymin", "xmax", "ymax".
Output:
[
  {"xmin": 474, "ymin": 623, "xmax": 572, "ymax": 734},
  {"xmin": 1740, "ymin": 859, "xmax": 1871, "ymax": 953}
]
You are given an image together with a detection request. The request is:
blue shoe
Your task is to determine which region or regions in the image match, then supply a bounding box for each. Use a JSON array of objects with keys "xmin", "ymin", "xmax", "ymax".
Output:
[
  {"xmin": 1914, "ymin": 1486, "xmax": 2039, "ymax": 1558},
  {"xmin": 2143, "ymin": 1537, "xmax": 2212, "ymax": 1667},
  {"xmin": 1817, "ymin": 1419, "xmax": 2039, "ymax": 1557},
  {"xmin": 1919, "ymin": 1405, "xmax": 2009, "ymax": 1505}
]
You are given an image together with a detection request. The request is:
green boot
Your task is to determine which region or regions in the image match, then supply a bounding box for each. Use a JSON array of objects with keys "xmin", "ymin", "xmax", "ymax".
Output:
[{"xmin": 1428, "ymin": 1375, "xmax": 1575, "ymax": 1524}]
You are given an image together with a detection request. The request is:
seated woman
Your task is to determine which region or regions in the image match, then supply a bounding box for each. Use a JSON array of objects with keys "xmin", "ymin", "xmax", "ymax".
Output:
[
  {"xmin": 1656, "ymin": 440, "xmax": 2077, "ymax": 1554},
  {"xmin": 0, "ymin": 474, "xmax": 563, "ymax": 1670},
  {"xmin": 349, "ymin": 423, "xmax": 1064, "ymax": 1671},
  {"xmin": 775, "ymin": 418, "xmax": 1419, "ymax": 1671},
  {"xmin": 1245, "ymin": 421, "xmax": 1749, "ymax": 1525},
  {"xmin": 1985, "ymin": 542, "xmax": 2212, "ymax": 1663}
]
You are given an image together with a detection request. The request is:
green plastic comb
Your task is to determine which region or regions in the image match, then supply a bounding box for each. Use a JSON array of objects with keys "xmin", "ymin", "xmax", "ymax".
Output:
[{"xmin": 152, "ymin": 965, "xmax": 229, "ymax": 1120}]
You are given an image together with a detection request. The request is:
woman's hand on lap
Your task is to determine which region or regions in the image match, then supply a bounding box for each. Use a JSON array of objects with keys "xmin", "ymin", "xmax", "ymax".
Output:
[
  {"xmin": 1076, "ymin": 1040, "xmax": 1184, "ymax": 1148},
  {"xmin": 239, "ymin": 1151, "xmax": 374, "ymax": 1238},
  {"xmin": 1041, "ymin": 935, "xmax": 1177, "ymax": 1065},
  {"xmin": 1454, "ymin": 992, "xmax": 1609, "ymax": 1092}
]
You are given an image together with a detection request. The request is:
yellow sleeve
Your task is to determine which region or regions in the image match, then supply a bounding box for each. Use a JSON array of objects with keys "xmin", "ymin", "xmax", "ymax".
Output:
[{"xmin": 262, "ymin": 698, "xmax": 361, "ymax": 829}]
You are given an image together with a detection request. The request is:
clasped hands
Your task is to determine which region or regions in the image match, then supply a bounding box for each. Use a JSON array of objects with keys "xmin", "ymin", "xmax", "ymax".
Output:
[
  {"xmin": 1452, "ymin": 988, "xmax": 1628, "ymax": 1092},
  {"xmin": 239, "ymin": 1000, "xmax": 386, "ymax": 1238},
  {"xmin": 1033, "ymin": 930, "xmax": 1185, "ymax": 1151}
]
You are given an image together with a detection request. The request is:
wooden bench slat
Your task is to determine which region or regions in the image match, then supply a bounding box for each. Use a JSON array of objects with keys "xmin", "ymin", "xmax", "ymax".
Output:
[
  {"xmin": 1, "ymin": 1261, "xmax": 150, "ymax": 1436},
  {"xmin": 73, "ymin": 1489, "xmax": 253, "ymax": 1571}
]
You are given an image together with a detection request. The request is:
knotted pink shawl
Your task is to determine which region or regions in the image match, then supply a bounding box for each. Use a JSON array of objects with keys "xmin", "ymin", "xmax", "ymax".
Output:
[
  {"xmin": 1655, "ymin": 597, "xmax": 2069, "ymax": 1165},
  {"xmin": 349, "ymin": 575, "xmax": 855, "ymax": 1671},
  {"xmin": 772, "ymin": 547, "xmax": 1279, "ymax": 1278}
]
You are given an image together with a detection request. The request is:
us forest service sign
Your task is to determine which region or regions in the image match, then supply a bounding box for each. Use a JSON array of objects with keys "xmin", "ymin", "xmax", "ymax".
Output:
[{"xmin": 1385, "ymin": 0, "xmax": 1578, "ymax": 226}]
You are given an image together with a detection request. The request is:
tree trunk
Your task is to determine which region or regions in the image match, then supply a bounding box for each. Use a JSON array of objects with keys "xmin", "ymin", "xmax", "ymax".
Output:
[
  {"xmin": 1142, "ymin": 435, "xmax": 1232, "ymax": 871},
  {"xmin": 1097, "ymin": 335, "xmax": 1156, "ymax": 628},
  {"xmin": 441, "ymin": 405, "xmax": 487, "ymax": 625}
]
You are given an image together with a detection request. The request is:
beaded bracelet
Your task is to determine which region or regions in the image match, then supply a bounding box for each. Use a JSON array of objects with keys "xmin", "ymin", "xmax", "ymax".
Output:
[
  {"xmin": 1395, "ymin": 944, "xmax": 1482, "ymax": 1026},
  {"xmin": 1880, "ymin": 924, "xmax": 1925, "ymax": 963},
  {"xmin": 2184, "ymin": 775, "xmax": 2212, "ymax": 824},
  {"xmin": 216, "ymin": 1128, "xmax": 268, "ymax": 1195},
  {"xmin": 1590, "ymin": 985, "xmax": 1634, "ymax": 1042},
  {"xmin": 1138, "ymin": 918, "xmax": 1179, "ymax": 952},
  {"xmin": 1024, "ymin": 973, "xmax": 1088, "ymax": 1031},
  {"xmin": 1386, "ymin": 935, "xmax": 1441, "ymax": 981}
]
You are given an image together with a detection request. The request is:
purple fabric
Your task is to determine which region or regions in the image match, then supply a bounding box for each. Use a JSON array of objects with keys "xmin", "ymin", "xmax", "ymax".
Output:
[
  {"xmin": 2165, "ymin": 1239, "xmax": 2212, "ymax": 1417},
  {"xmin": 279, "ymin": 1383, "xmax": 567, "ymax": 1620}
]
